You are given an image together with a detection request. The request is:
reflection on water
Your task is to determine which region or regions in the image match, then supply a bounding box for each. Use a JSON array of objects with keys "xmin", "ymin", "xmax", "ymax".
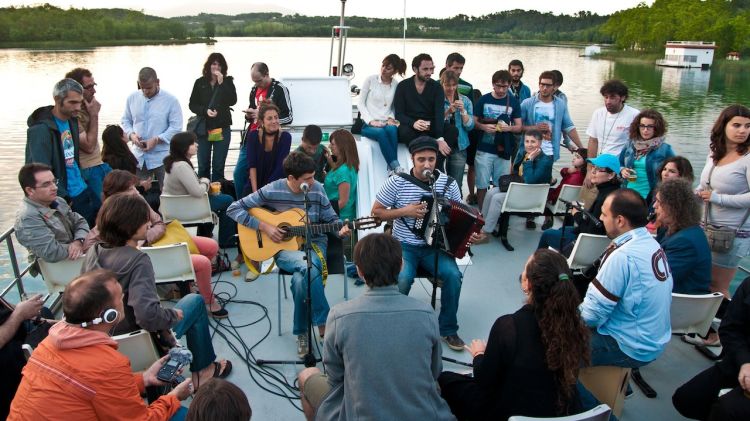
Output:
[{"xmin": 1, "ymin": 38, "xmax": 749, "ymax": 292}]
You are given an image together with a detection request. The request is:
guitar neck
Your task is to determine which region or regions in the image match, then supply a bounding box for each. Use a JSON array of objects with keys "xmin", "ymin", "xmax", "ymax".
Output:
[{"xmin": 286, "ymin": 221, "xmax": 345, "ymax": 238}]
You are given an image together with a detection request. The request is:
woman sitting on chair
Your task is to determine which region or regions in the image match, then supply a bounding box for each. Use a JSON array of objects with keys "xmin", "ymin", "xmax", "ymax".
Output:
[
  {"xmin": 83, "ymin": 170, "xmax": 227, "ymax": 318},
  {"xmin": 81, "ymin": 193, "xmax": 232, "ymax": 385},
  {"xmin": 438, "ymin": 249, "xmax": 589, "ymax": 420}
]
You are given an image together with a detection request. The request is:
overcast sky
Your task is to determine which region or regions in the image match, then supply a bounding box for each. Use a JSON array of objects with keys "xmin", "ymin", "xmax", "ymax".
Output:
[{"xmin": 1, "ymin": 1, "xmax": 653, "ymax": 19}]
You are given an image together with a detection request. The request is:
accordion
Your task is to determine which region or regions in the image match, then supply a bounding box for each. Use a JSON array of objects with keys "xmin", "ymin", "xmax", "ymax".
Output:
[{"xmin": 413, "ymin": 195, "xmax": 484, "ymax": 258}]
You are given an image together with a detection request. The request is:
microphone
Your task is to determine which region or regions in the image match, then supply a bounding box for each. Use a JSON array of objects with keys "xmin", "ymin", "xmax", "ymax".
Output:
[
  {"xmin": 300, "ymin": 182, "xmax": 310, "ymax": 193},
  {"xmin": 421, "ymin": 169, "xmax": 435, "ymax": 180},
  {"xmin": 559, "ymin": 198, "xmax": 602, "ymax": 228}
]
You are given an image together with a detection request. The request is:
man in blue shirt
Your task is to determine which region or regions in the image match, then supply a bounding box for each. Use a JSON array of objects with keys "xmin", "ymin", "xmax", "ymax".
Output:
[
  {"xmin": 508, "ymin": 59, "xmax": 531, "ymax": 103},
  {"xmin": 26, "ymin": 78, "xmax": 100, "ymax": 227},
  {"xmin": 580, "ymin": 188, "xmax": 672, "ymax": 368},
  {"xmin": 121, "ymin": 67, "xmax": 182, "ymax": 190}
]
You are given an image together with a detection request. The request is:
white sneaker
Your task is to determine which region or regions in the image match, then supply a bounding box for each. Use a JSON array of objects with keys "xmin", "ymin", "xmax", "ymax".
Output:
[{"xmin": 245, "ymin": 270, "xmax": 259, "ymax": 282}]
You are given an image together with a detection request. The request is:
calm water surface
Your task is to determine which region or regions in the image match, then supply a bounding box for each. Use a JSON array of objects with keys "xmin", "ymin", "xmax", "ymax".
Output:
[{"xmin": 2, "ymin": 37, "xmax": 749, "ymax": 291}]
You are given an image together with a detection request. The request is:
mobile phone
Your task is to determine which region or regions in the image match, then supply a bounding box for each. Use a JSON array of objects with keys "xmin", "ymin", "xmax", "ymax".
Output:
[{"xmin": 156, "ymin": 358, "xmax": 182, "ymax": 383}]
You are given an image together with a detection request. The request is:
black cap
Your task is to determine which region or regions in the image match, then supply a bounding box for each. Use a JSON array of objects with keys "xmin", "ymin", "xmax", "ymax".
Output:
[{"xmin": 408, "ymin": 136, "xmax": 439, "ymax": 154}]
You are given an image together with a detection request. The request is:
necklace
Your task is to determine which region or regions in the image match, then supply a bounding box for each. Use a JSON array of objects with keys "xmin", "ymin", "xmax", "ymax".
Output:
[{"xmin": 601, "ymin": 108, "xmax": 623, "ymax": 151}]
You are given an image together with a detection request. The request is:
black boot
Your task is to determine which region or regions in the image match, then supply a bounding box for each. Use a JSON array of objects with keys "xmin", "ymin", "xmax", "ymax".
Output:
[{"xmin": 498, "ymin": 214, "xmax": 514, "ymax": 251}]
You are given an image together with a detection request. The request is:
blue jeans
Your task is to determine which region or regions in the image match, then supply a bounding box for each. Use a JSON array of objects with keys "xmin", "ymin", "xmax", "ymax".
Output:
[
  {"xmin": 538, "ymin": 225, "xmax": 576, "ymax": 251},
  {"xmin": 80, "ymin": 162, "xmax": 112, "ymax": 200},
  {"xmin": 172, "ymin": 294, "xmax": 216, "ymax": 372},
  {"xmin": 589, "ymin": 329, "xmax": 649, "ymax": 368},
  {"xmin": 70, "ymin": 186, "xmax": 102, "ymax": 228},
  {"xmin": 398, "ymin": 243, "xmax": 463, "ymax": 336},
  {"xmin": 233, "ymin": 145, "xmax": 248, "ymax": 198},
  {"xmin": 274, "ymin": 244, "xmax": 329, "ymax": 335},
  {"xmin": 197, "ymin": 127, "xmax": 231, "ymax": 181},
  {"xmin": 208, "ymin": 193, "xmax": 236, "ymax": 247},
  {"xmin": 446, "ymin": 149, "xmax": 467, "ymax": 192},
  {"xmin": 361, "ymin": 123, "xmax": 400, "ymax": 170}
]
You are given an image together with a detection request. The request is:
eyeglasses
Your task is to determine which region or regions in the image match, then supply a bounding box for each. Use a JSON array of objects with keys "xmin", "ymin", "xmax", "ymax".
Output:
[
  {"xmin": 638, "ymin": 124, "xmax": 656, "ymax": 129},
  {"xmin": 83, "ymin": 83, "xmax": 97, "ymax": 90},
  {"xmin": 35, "ymin": 179, "xmax": 58, "ymax": 189},
  {"xmin": 539, "ymin": 82, "xmax": 554, "ymax": 88}
]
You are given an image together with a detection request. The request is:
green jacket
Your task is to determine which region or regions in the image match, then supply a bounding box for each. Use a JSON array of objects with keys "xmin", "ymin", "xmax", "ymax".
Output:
[{"xmin": 26, "ymin": 106, "xmax": 81, "ymax": 198}]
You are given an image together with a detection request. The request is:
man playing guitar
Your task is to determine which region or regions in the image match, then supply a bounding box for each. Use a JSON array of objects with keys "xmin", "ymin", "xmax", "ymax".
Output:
[
  {"xmin": 372, "ymin": 136, "xmax": 480, "ymax": 351},
  {"xmin": 227, "ymin": 152, "xmax": 350, "ymax": 357}
]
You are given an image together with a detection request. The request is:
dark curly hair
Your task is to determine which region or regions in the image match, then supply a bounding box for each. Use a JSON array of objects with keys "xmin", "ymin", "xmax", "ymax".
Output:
[
  {"xmin": 710, "ymin": 104, "xmax": 750, "ymax": 163},
  {"xmin": 628, "ymin": 109, "xmax": 667, "ymax": 140},
  {"xmin": 657, "ymin": 156, "xmax": 694, "ymax": 184},
  {"xmin": 201, "ymin": 52, "xmax": 228, "ymax": 79},
  {"xmin": 525, "ymin": 249, "xmax": 590, "ymax": 413},
  {"xmin": 655, "ymin": 178, "xmax": 701, "ymax": 234}
]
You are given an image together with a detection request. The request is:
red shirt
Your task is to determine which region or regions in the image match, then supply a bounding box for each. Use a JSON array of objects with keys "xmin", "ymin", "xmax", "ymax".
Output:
[{"xmin": 250, "ymin": 87, "xmax": 269, "ymax": 131}]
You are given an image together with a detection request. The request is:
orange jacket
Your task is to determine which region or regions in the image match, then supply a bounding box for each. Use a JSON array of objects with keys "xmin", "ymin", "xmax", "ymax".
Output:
[{"xmin": 8, "ymin": 322, "xmax": 180, "ymax": 420}]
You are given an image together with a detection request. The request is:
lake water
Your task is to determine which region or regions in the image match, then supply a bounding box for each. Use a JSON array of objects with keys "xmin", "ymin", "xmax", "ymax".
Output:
[{"xmin": 1, "ymin": 37, "xmax": 750, "ymax": 293}]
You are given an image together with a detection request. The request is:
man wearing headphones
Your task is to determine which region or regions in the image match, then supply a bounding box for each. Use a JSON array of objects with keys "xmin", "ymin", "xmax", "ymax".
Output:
[{"xmin": 8, "ymin": 269, "xmax": 193, "ymax": 420}]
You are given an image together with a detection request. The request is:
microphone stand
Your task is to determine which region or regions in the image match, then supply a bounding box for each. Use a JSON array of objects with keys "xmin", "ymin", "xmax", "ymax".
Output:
[
  {"xmin": 428, "ymin": 172, "xmax": 444, "ymax": 309},
  {"xmin": 257, "ymin": 185, "xmax": 321, "ymax": 368},
  {"xmin": 559, "ymin": 201, "xmax": 573, "ymax": 252}
]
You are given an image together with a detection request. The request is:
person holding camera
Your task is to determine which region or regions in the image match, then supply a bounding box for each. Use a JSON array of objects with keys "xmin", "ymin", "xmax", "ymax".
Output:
[{"xmin": 8, "ymin": 270, "xmax": 193, "ymax": 420}]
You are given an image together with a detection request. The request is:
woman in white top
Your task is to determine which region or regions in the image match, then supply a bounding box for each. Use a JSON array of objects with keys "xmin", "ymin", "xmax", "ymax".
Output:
[
  {"xmin": 697, "ymin": 104, "xmax": 750, "ymax": 299},
  {"xmin": 358, "ymin": 54, "xmax": 407, "ymax": 173}
]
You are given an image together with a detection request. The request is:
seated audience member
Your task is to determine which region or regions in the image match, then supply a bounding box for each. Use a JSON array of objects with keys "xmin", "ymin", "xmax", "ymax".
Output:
[
  {"xmin": 537, "ymin": 154, "xmax": 621, "ymax": 251},
  {"xmin": 646, "ymin": 155, "xmax": 694, "ymax": 233},
  {"xmin": 580, "ymin": 189, "xmax": 672, "ymax": 369},
  {"xmin": 440, "ymin": 70, "xmax": 474, "ymax": 190},
  {"xmin": 541, "ymin": 148, "xmax": 588, "ymax": 230},
  {"xmin": 8, "ymin": 269, "xmax": 192, "ymax": 420},
  {"xmin": 439, "ymin": 249, "xmax": 588, "ymax": 420},
  {"xmin": 84, "ymin": 170, "xmax": 227, "ymax": 317},
  {"xmin": 186, "ymin": 378, "xmax": 251, "ymax": 421},
  {"xmin": 297, "ymin": 234, "xmax": 454, "ymax": 421},
  {"xmin": 295, "ymin": 125, "xmax": 328, "ymax": 183},
  {"xmin": 618, "ymin": 109, "xmax": 675, "ymax": 200},
  {"xmin": 653, "ymin": 178, "xmax": 711, "ymax": 294},
  {"xmin": 101, "ymin": 124, "xmax": 159, "ymax": 210},
  {"xmin": 673, "ymin": 275, "xmax": 750, "ymax": 420},
  {"xmin": 163, "ymin": 131, "xmax": 236, "ymax": 248},
  {"xmin": 227, "ymin": 152, "xmax": 350, "ymax": 357},
  {"xmin": 477, "ymin": 130, "xmax": 552, "ymax": 251},
  {"xmin": 324, "ymin": 129, "xmax": 359, "ymax": 223},
  {"xmin": 81, "ymin": 194, "xmax": 232, "ymax": 385},
  {"xmin": 245, "ymin": 103, "xmax": 292, "ymax": 195},
  {"xmin": 0, "ymin": 294, "xmax": 50, "ymax": 419},
  {"xmin": 14, "ymin": 163, "xmax": 89, "ymax": 263}
]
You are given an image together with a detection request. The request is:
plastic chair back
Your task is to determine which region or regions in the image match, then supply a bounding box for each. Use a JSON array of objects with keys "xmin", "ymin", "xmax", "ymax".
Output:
[
  {"xmin": 567, "ymin": 234, "xmax": 611, "ymax": 270},
  {"xmin": 578, "ymin": 366, "xmax": 631, "ymax": 419},
  {"xmin": 501, "ymin": 183, "xmax": 550, "ymax": 215},
  {"xmin": 140, "ymin": 243, "xmax": 196, "ymax": 284},
  {"xmin": 113, "ymin": 329, "xmax": 160, "ymax": 372},
  {"xmin": 671, "ymin": 292, "xmax": 724, "ymax": 335},
  {"xmin": 508, "ymin": 404, "xmax": 612, "ymax": 421},
  {"xmin": 37, "ymin": 257, "xmax": 85, "ymax": 296},
  {"xmin": 160, "ymin": 194, "xmax": 213, "ymax": 226}
]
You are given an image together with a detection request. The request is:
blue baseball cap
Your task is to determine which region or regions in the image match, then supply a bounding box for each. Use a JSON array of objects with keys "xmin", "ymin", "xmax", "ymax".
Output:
[{"xmin": 587, "ymin": 154, "xmax": 620, "ymax": 174}]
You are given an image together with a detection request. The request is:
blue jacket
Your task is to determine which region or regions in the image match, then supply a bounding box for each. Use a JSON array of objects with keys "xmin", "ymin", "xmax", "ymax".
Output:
[
  {"xmin": 657, "ymin": 225, "xmax": 712, "ymax": 295},
  {"xmin": 518, "ymin": 95, "xmax": 575, "ymax": 162},
  {"xmin": 510, "ymin": 81, "xmax": 531, "ymax": 104},
  {"xmin": 442, "ymin": 94, "xmax": 474, "ymax": 151},
  {"xmin": 619, "ymin": 142, "xmax": 675, "ymax": 192},
  {"xmin": 517, "ymin": 153, "xmax": 553, "ymax": 184}
]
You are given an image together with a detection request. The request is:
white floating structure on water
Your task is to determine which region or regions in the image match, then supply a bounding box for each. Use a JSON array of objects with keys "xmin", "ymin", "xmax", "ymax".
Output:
[
  {"xmin": 582, "ymin": 45, "xmax": 601, "ymax": 57},
  {"xmin": 656, "ymin": 41, "xmax": 716, "ymax": 69}
]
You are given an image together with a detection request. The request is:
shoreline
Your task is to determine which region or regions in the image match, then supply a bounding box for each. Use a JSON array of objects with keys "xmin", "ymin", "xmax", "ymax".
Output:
[{"xmin": 0, "ymin": 38, "xmax": 214, "ymax": 50}]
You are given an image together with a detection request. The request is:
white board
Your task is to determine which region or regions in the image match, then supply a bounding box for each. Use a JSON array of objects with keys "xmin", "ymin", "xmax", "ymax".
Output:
[{"xmin": 279, "ymin": 77, "xmax": 353, "ymax": 128}]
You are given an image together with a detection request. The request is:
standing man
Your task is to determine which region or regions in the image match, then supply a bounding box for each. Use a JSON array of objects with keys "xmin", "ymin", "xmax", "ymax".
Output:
[
  {"xmin": 121, "ymin": 67, "xmax": 182, "ymax": 190},
  {"xmin": 444, "ymin": 52, "xmax": 473, "ymax": 97},
  {"xmin": 297, "ymin": 234, "xmax": 455, "ymax": 421},
  {"xmin": 586, "ymin": 80, "xmax": 640, "ymax": 160},
  {"xmin": 14, "ymin": 163, "xmax": 89, "ymax": 263},
  {"xmin": 473, "ymin": 70, "xmax": 522, "ymax": 210},
  {"xmin": 372, "ymin": 137, "xmax": 480, "ymax": 351},
  {"xmin": 65, "ymin": 68, "xmax": 111, "ymax": 199},
  {"xmin": 394, "ymin": 54, "xmax": 450, "ymax": 170},
  {"xmin": 580, "ymin": 188, "xmax": 672, "ymax": 369},
  {"xmin": 508, "ymin": 59, "xmax": 531, "ymax": 103},
  {"xmin": 26, "ymin": 78, "xmax": 100, "ymax": 226},
  {"xmin": 234, "ymin": 62, "xmax": 293, "ymax": 197}
]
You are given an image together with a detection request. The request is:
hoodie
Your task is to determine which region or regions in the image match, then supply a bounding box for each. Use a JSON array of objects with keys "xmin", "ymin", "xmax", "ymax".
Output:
[
  {"xmin": 81, "ymin": 244, "xmax": 178, "ymax": 336},
  {"xmin": 26, "ymin": 106, "xmax": 81, "ymax": 199},
  {"xmin": 8, "ymin": 322, "xmax": 180, "ymax": 420}
]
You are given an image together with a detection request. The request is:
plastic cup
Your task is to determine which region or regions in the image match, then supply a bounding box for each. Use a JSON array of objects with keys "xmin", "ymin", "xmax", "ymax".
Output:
[
  {"xmin": 627, "ymin": 170, "xmax": 637, "ymax": 182},
  {"xmin": 210, "ymin": 182, "xmax": 221, "ymax": 195}
]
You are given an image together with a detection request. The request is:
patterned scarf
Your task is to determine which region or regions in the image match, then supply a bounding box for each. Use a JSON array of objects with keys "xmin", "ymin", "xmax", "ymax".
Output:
[{"xmin": 633, "ymin": 136, "xmax": 663, "ymax": 159}]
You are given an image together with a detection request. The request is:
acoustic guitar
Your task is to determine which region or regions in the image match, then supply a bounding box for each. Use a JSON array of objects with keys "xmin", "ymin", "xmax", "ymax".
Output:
[{"xmin": 237, "ymin": 208, "xmax": 380, "ymax": 261}]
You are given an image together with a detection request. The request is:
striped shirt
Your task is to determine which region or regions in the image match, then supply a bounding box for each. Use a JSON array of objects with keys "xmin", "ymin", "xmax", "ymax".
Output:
[
  {"xmin": 226, "ymin": 178, "xmax": 340, "ymax": 246},
  {"xmin": 376, "ymin": 172, "xmax": 461, "ymax": 246}
]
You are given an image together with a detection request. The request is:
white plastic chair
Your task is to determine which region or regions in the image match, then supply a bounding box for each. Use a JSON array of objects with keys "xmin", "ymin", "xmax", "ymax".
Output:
[
  {"xmin": 37, "ymin": 257, "xmax": 85, "ymax": 297},
  {"xmin": 140, "ymin": 243, "xmax": 196, "ymax": 294},
  {"xmin": 500, "ymin": 182, "xmax": 551, "ymax": 215},
  {"xmin": 547, "ymin": 184, "xmax": 583, "ymax": 215},
  {"xmin": 508, "ymin": 404, "xmax": 611, "ymax": 421},
  {"xmin": 567, "ymin": 234, "xmax": 611, "ymax": 271},
  {"xmin": 112, "ymin": 329, "xmax": 161, "ymax": 372},
  {"xmin": 159, "ymin": 194, "xmax": 214, "ymax": 226},
  {"xmin": 671, "ymin": 292, "xmax": 724, "ymax": 335}
]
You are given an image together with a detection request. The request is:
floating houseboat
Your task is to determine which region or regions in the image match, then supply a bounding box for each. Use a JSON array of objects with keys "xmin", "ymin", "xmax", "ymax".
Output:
[{"xmin": 656, "ymin": 40, "xmax": 716, "ymax": 69}]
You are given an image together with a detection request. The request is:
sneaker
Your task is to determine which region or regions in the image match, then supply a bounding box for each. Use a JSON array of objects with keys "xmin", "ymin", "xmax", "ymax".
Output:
[
  {"xmin": 541, "ymin": 218, "xmax": 554, "ymax": 231},
  {"xmin": 245, "ymin": 270, "xmax": 259, "ymax": 282},
  {"xmin": 682, "ymin": 333, "xmax": 721, "ymax": 347},
  {"xmin": 230, "ymin": 260, "xmax": 241, "ymax": 271},
  {"xmin": 525, "ymin": 218, "xmax": 537, "ymax": 230},
  {"xmin": 297, "ymin": 334, "xmax": 309, "ymax": 358},
  {"xmin": 442, "ymin": 334, "xmax": 466, "ymax": 351}
]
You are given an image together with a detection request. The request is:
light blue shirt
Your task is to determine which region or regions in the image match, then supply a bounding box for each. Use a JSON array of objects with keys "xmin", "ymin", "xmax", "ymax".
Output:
[
  {"xmin": 121, "ymin": 89, "xmax": 182, "ymax": 170},
  {"xmin": 580, "ymin": 227, "xmax": 673, "ymax": 362},
  {"xmin": 518, "ymin": 94, "xmax": 575, "ymax": 161}
]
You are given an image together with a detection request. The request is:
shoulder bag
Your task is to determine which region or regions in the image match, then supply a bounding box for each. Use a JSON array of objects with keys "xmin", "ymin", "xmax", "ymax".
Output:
[
  {"xmin": 703, "ymin": 163, "xmax": 750, "ymax": 253},
  {"xmin": 186, "ymin": 84, "xmax": 221, "ymax": 137}
]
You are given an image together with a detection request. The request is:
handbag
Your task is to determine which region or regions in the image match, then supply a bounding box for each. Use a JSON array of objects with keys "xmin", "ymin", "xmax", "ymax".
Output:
[
  {"xmin": 498, "ymin": 173, "xmax": 524, "ymax": 193},
  {"xmin": 186, "ymin": 115, "xmax": 207, "ymax": 137},
  {"xmin": 152, "ymin": 220, "xmax": 199, "ymax": 254},
  {"xmin": 702, "ymin": 163, "xmax": 750, "ymax": 253},
  {"xmin": 351, "ymin": 111, "xmax": 364, "ymax": 135}
]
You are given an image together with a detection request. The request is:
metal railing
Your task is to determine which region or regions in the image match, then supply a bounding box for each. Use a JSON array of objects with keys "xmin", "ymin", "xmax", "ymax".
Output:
[{"xmin": 0, "ymin": 227, "xmax": 30, "ymax": 301}]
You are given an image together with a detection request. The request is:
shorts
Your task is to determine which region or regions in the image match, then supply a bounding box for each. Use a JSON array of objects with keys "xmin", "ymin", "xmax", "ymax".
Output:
[
  {"xmin": 474, "ymin": 151, "xmax": 510, "ymax": 190},
  {"xmin": 711, "ymin": 235, "xmax": 750, "ymax": 269},
  {"xmin": 302, "ymin": 372, "xmax": 331, "ymax": 409}
]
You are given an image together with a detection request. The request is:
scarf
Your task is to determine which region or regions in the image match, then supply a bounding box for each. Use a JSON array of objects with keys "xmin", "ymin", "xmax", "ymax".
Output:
[{"xmin": 633, "ymin": 136, "xmax": 663, "ymax": 159}]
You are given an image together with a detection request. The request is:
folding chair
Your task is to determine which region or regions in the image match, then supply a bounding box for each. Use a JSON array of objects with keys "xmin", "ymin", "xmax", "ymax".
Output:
[
  {"xmin": 499, "ymin": 182, "xmax": 550, "ymax": 250},
  {"xmin": 567, "ymin": 234, "xmax": 611, "ymax": 272},
  {"xmin": 160, "ymin": 193, "xmax": 215, "ymax": 236},
  {"xmin": 578, "ymin": 366, "xmax": 631, "ymax": 419},
  {"xmin": 37, "ymin": 257, "xmax": 85, "ymax": 299},
  {"xmin": 547, "ymin": 184, "xmax": 583, "ymax": 216},
  {"xmin": 140, "ymin": 243, "xmax": 195, "ymax": 296},
  {"xmin": 113, "ymin": 329, "xmax": 161, "ymax": 372}
]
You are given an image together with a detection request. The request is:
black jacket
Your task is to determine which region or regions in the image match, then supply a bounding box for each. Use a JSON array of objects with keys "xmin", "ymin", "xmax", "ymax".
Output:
[
  {"xmin": 25, "ymin": 106, "xmax": 80, "ymax": 198},
  {"xmin": 718, "ymin": 276, "xmax": 750, "ymax": 377},
  {"xmin": 573, "ymin": 179, "xmax": 621, "ymax": 236},
  {"xmin": 246, "ymin": 79, "xmax": 293, "ymax": 125},
  {"xmin": 188, "ymin": 75, "xmax": 238, "ymax": 130}
]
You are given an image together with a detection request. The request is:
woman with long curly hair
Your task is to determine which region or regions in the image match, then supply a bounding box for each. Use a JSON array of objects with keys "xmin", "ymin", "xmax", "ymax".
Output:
[
  {"xmin": 438, "ymin": 249, "xmax": 590, "ymax": 420},
  {"xmin": 696, "ymin": 104, "xmax": 750, "ymax": 300}
]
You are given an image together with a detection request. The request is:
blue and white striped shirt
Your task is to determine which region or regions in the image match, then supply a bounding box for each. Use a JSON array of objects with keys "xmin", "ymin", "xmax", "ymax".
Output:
[
  {"xmin": 375, "ymin": 172, "xmax": 461, "ymax": 246},
  {"xmin": 121, "ymin": 89, "xmax": 183, "ymax": 170}
]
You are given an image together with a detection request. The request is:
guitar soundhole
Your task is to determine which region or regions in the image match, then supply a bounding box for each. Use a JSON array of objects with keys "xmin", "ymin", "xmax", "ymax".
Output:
[{"xmin": 278, "ymin": 223, "xmax": 292, "ymax": 240}]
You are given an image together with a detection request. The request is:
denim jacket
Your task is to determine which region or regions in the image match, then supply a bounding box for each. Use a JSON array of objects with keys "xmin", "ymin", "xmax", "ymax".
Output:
[
  {"xmin": 443, "ymin": 94, "xmax": 475, "ymax": 151},
  {"xmin": 518, "ymin": 95, "xmax": 575, "ymax": 162},
  {"xmin": 619, "ymin": 142, "xmax": 675, "ymax": 191}
]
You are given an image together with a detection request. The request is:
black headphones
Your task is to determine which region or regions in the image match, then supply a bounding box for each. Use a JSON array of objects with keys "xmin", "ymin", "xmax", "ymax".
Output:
[{"xmin": 79, "ymin": 308, "xmax": 119, "ymax": 328}]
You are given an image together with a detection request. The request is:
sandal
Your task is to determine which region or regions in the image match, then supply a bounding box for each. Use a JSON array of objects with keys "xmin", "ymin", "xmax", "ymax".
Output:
[
  {"xmin": 212, "ymin": 360, "xmax": 233, "ymax": 378},
  {"xmin": 682, "ymin": 333, "xmax": 721, "ymax": 347}
]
